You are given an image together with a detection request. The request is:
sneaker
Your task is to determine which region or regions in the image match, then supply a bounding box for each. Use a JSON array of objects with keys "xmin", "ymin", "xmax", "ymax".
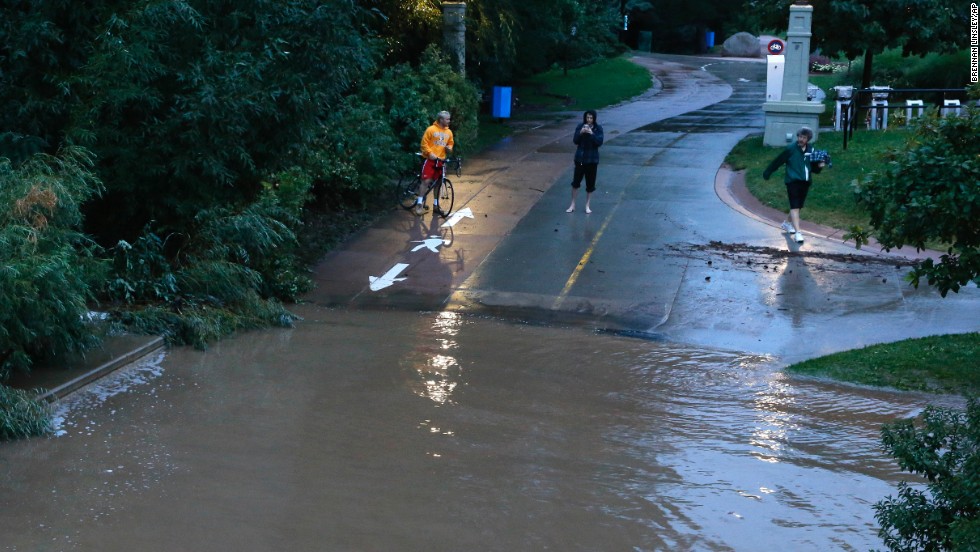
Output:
[
  {"xmin": 794, "ymin": 231, "xmax": 804, "ymax": 244},
  {"xmin": 780, "ymin": 221, "xmax": 795, "ymax": 234},
  {"xmin": 413, "ymin": 203, "xmax": 427, "ymax": 216},
  {"xmin": 433, "ymin": 205, "xmax": 448, "ymax": 218}
]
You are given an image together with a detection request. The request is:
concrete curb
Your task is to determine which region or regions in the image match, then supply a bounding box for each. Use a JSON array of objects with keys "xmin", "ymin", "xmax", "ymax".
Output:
[
  {"xmin": 35, "ymin": 336, "xmax": 166, "ymax": 403},
  {"xmin": 714, "ymin": 165, "xmax": 943, "ymax": 262}
]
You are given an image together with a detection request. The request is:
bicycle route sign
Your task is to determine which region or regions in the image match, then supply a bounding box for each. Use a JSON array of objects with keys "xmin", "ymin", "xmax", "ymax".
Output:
[{"xmin": 767, "ymin": 39, "xmax": 785, "ymax": 55}]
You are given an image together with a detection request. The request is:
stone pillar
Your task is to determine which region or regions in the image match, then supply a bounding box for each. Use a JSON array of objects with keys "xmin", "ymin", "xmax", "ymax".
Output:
[
  {"xmin": 781, "ymin": 6, "xmax": 812, "ymax": 102},
  {"xmin": 443, "ymin": 2, "xmax": 466, "ymax": 76},
  {"xmin": 762, "ymin": 2, "xmax": 824, "ymax": 146}
]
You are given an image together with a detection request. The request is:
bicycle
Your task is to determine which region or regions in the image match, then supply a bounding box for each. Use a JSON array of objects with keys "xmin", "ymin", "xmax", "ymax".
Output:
[{"xmin": 396, "ymin": 153, "xmax": 462, "ymax": 217}]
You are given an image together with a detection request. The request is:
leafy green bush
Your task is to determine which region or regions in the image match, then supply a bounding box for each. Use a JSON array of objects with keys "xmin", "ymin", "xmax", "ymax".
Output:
[
  {"xmin": 1, "ymin": 147, "xmax": 104, "ymax": 379},
  {"xmin": 106, "ymin": 230, "xmax": 178, "ymax": 305},
  {"xmin": 851, "ymin": 100, "xmax": 980, "ymax": 296},
  {"xmin": 104, "ymin": 185, "xmax": 307, "ymax": 348},
  {"xmin": 298, "ymin": 45, "xmax": 480, "ymax": 211},
  {"xmin": 374, "ymin": 45, "xmax": 480, "ymax": 156},
  {"xmin": 849, "ymin": 47, "xmax": 908, "ymax": 87},
  {"xmin": 0, "ymin": 132, "xmax": 47, "ymax": 167},
  {"xmin": 0, "ymin": 386, "xmax": 51, "ymax": 441},
  {"xmin": 304, "ymin": 97, "xmax": 405, "ymax": 209},
  {"xmin": 874, "ymin": 398, "xmax": 980, "ymax": 551},
  {"xmin": 848, "ymin": 48, "xmax": 971, "ymax": 90},
  {"xmin": 900, "ymin": 50, "xmax": 972, "ymax": 90},
  {"xmin": 54, "ymin": 0, "xmax": 381, "ymax": 241}
]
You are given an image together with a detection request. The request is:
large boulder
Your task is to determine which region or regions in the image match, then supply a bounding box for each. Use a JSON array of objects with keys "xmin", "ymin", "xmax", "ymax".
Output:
[{"xmin": 722, "ymin": 32, "xmax": 761, "ymax": 58}]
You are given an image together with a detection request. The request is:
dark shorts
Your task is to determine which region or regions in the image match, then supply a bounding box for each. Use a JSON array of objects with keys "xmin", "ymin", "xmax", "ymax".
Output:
[
  {"xmin": 571, "ymin": 162, "xmax": 598, "ymax": 193},
  {"xmin": 785, "ymin": 179, "xmax": 811, "ymax": 209}
]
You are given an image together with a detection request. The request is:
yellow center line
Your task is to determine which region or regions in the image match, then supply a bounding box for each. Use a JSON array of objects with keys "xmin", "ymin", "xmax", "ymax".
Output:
[
  {"xmin": 550, "ymin": 156, "xmax": 659, "ymax": 311},
  {"xmin": 552, "ymin": 212, "xmax": 616, "ymax": 310}
]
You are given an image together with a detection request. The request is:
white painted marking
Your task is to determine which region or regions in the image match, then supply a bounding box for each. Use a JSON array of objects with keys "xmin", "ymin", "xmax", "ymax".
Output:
[
  {"xmin": 369, "ymin": 263, "xmax": 409, "ymax": 291},
  {"xmin": 411, "ymin": 235, "xmax": 449, "ymax": 253},
  {"xmin": 441, "ymin": 207, "xmax": 474, "ymax": 228}
]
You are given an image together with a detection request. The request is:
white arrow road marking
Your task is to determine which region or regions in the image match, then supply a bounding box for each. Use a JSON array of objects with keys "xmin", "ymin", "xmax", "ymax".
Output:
[
  {"xmin": 369, "ymin": 263, "xmax": 409, "ymax": 291},
  {"xmin": 441, "ymin": 207, "xmax": 474, "ymax": 228},
  {"xmin": 411, "ymin": 235, "xmax": 449, "ymax": 253}
]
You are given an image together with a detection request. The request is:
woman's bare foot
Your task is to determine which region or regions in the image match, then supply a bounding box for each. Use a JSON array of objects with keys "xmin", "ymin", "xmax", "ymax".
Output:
[
  {"xmin": 585, "ymin": 205, "xmax": 592, "ymax": 214},
  {"xmin": 566, "ymin": 205, "xmax": 575, "ymax": 213}
]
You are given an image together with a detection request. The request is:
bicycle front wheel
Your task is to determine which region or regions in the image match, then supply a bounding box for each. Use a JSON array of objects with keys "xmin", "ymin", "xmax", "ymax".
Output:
[
  {"xmin": 438, "ymin": 178, "xmax": 454, "ymax": 216},
  {"xmin": 396, "ymin": 175, "xmax": 421, "ymax": 210}
]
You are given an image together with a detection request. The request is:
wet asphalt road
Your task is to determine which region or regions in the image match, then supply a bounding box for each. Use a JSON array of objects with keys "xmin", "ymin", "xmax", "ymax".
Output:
[{"xmin": 308, "ymin": 53, "xmax": 979, "ymax": 365}]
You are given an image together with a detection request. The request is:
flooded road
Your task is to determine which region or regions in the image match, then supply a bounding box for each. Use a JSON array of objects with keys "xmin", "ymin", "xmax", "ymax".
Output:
[{"xmin": 1, "ymin": 306, "xmax": 953, "ymax": 551}]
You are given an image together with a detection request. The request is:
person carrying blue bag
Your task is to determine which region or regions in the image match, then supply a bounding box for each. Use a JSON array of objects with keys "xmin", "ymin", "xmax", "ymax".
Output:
[{"xmin": 762, "ymin": 126, "xmax": 830, "ymax": 244}]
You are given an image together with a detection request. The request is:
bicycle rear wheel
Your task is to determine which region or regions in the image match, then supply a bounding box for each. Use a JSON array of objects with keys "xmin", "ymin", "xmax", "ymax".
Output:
[
  {"xmin": 437, "ymin": 178, "xmax": 454, "ymax": 216},
  {"xmin": 396, "ymin": 175, "xmax": 421, "ymax": 210}
]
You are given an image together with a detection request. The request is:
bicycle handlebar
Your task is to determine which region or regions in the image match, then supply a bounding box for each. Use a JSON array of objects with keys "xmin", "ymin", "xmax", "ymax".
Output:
[{"xmin": 413, "ymin": 152, "xmax": 462, "ymax": 177}]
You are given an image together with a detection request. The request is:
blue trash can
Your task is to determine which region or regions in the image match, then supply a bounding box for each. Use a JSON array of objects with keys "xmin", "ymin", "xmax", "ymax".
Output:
[
  {"xmin": 705, "ymin": 31, "xmax": 715, "ymax": 49},
  {"xmin": 492, "ymin": 86, "xmax": 512, "ymax": 119}
]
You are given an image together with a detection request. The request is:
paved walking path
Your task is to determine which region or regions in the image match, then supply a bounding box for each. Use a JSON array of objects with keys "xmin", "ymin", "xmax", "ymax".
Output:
[{"xmin": 308, "ymin": 53, "xmax": 978, "ymax": 364}]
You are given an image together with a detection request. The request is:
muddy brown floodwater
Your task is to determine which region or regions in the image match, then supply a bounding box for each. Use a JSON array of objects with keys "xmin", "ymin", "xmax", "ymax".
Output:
[{"xmin": 0, "ymin": 306, "xmax": 960, "ymax": 551}]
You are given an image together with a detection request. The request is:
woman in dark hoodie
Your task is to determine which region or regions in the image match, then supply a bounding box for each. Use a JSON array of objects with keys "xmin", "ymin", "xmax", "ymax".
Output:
[{"xmin": 566, "ymin": 109, "xmax": 604, "ymax": 214}]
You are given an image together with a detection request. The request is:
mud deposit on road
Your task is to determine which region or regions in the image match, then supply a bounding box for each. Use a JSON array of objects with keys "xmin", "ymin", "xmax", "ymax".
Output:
[{"xmin": 665, "ymin": 241, "xmax": 918, "ymax": 275}]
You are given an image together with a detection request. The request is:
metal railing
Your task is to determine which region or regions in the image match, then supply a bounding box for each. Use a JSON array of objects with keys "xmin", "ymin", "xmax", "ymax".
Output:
[{"xmin": 836, "ymin": 88, "xmax": 969, "ymax": 150}]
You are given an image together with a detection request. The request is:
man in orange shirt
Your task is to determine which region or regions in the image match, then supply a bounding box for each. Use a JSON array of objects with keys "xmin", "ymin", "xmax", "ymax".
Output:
[{"xmin": 414, "ymin": 111, "xmax": 455, "ymax": 216}]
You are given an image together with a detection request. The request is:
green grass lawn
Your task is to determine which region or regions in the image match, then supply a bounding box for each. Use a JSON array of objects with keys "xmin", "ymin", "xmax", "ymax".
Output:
[
  {"xmin": 476, "ymin": 54, "xmax": 654, "ymax": 152},
  {"xmin": 726, "ymin": 128, "xmax": 911, "ymax": 232},
  {"xmin": 787, "ymin": 333, "xmax": 980, "ymax": 395},
  {"xmin": 513, "ymin": 56, "xmax": 653, "ymax": 114}
]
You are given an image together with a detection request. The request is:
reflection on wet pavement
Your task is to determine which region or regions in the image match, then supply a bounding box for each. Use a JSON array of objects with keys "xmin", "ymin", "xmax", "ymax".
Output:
[{"xmin": 1, "ymin": 307, "xmax": 957, "ymax": 551}]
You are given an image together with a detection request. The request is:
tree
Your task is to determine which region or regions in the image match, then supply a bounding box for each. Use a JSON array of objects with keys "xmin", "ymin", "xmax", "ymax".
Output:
[
  {"xmin": 0, "ymin": 1, "xmax": 114, "ymax": 162},
  {"xmin": 363, "ymin": 0, "xmax": 442, "ymax": 66},
  {"xmin": 303, "ymin": 45, "xmax": 480, "ymax": 207},
  {"xmin": 767, "ymin": 1, "xmax": 970, "ymax": 89},
  {"xmin": 874, "ymin": 397, "xmax": 980, "ymax": 551},
  {"xmin": 0, "ymin": 147, "xmax": 104, "ymax": 379},
  {"xmin": 1, "ymin": 1, "xmax": 382, "ymax": 241},
  {"xmin": 850, "ymin": 87, "xmax": 980, "ymax": 296},
  {"xmin": 459, "ymin": 0, "xmax": 624, "ymax": 86},
  {"xmin": 71, "ymin": 0, "xmax": 382, "ymax": 241},
  {"xmin": 626, "ymin": 0, "xmax": 754, "ymax": 54}
]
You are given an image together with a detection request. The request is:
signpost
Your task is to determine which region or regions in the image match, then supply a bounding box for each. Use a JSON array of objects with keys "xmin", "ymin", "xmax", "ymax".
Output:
[
  {"xmin": 767, "ymin": 39, "xmax": 785, "ymax": 56},
  {"xmin": 762, "ymin": 4, "xmax": 824, "ymax": 146},
  {"xmin": 767, "ymin": 55, "xmax": 785, "ymax": 102}
]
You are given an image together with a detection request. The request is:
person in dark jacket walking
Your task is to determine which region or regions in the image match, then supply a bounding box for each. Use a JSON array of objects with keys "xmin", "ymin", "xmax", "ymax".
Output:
[
  {"xmin": 762, "ymin": 126, "xmax": 825, "ymax": 244},
  {"xmin": 566, "ymin": 110, "xmax": 604, "ymax": 214}
]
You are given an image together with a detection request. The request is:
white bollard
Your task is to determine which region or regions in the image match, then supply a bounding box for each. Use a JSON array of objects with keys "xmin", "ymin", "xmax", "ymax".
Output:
[
  {"xmin": 870, "ymin": 100, "xmax": 889, "ymax": 130},
  {"xmin": 905, "ymin": 100, "xmax": 924, "ymax": 125},
  {"xmin": 942, "ymin": 99, "xmax": 961, "ymax": 117}
]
